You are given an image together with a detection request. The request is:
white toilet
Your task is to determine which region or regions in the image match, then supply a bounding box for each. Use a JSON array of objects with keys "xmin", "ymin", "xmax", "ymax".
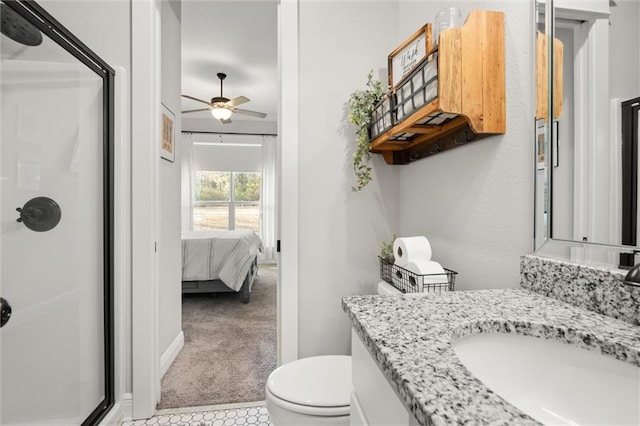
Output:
[
  {"xmin": 265, "ymin": 282, "xmax": 399, "ymax": 425},
  {"xmin": 265, "ymin": 355, "xmax": 351, "ymax": 425}
]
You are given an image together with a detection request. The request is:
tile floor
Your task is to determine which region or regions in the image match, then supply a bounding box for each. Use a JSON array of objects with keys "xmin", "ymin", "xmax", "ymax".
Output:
[{"xmin": 123, "ymin": 403, "xmax": 272, "ymax": 426}]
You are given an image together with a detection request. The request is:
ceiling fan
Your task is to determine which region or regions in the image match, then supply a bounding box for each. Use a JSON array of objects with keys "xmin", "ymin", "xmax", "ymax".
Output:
[{"xmin": 181, "ymin": 73, "xmax": 267, "ymax": 123}]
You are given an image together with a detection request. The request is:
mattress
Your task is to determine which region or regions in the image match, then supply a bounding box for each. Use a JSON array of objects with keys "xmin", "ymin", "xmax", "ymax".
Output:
[{"xmin": 181, "ymin": 230, "xmax": 263, "ymax": 291}]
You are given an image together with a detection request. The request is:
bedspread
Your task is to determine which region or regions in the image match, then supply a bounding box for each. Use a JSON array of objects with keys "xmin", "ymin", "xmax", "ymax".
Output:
[{"xmin": 181, "ymin": 230, "xmax": 263, "ymax": 291}]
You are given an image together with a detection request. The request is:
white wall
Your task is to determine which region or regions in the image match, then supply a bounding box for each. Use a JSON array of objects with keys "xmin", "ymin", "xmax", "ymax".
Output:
[
  {"xmin": 297, "ymin": 1, "xmax": 400, "ymax": 357},
  {"xmin": 609, "ymin": 0, "xmax": 640, "ymax": 100},
  {"xmin": 396, "ymin": 1, "xmax": 534, "ymax": 291},
  {"xmin": 40, "ymin": 1, "xmax": 131, "ymax": 72},
  {"xmin": 159, "ymin": 0, "xmax": 183, "ymax": 364}
]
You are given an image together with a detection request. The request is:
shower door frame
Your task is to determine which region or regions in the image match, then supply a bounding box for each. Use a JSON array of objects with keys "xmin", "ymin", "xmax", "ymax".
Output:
[{"xmin": 2, "ymin": 1, "xmax": 115, "ymax": 425}]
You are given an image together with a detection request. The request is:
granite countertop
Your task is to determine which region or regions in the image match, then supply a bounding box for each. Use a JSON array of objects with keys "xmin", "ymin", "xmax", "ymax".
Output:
[{"xmin": 342, "ymin": 289, "xmax": 640, "ymax": 426}]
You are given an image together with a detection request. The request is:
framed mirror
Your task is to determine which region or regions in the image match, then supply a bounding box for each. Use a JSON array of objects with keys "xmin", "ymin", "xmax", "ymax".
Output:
[{"xmin": 534, "ymin": 0, "xmax": 640, "ymax": 267}]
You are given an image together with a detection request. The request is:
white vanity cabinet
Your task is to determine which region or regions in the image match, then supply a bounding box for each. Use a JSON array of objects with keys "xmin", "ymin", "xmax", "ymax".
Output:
[{"xmin": 350, "ymin": 330, "xmax": 420, "ymax": 426}]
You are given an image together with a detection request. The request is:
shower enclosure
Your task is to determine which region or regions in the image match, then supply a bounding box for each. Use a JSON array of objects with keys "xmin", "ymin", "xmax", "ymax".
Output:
[{"xmin": 0, "ymin": 1, "xmax": 114, "ymax": 424}]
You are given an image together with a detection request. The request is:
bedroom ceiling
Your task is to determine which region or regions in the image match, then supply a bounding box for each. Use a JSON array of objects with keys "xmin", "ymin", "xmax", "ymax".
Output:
[{"xmin": 181, "ymin": 0, "xmax": 278, "ymax": 127}]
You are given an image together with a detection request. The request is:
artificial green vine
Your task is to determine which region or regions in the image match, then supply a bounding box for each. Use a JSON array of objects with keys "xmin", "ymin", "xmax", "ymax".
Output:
[
  {"xmin": 347, "ymin": 70, "xmax": 384, "ymax": 191},
  {"xmin": 379, "ymin": 233, "xmax": 397, "ymax": 263}
]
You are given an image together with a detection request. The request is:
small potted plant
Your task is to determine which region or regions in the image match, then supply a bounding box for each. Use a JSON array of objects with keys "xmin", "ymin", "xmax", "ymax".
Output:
[
  {"xmin": 378, "ymin": 233, "xmax": 397, "ymax": 283},
  {"xmin": 347, "ymin": 70, "xmax": 383, "ymax": 191},
  {"xmin": 379, "ymin": 233, "xmax": 396, "ymax": 264}
]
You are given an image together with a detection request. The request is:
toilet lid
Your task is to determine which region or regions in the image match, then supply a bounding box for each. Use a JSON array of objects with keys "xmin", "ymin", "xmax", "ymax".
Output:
[{"xmin": 267, "ymin": 355, "xmax": 351, "ymax": 408}]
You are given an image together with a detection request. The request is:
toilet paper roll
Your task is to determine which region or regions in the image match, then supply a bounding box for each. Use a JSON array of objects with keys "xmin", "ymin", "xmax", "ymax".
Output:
[
  {"xmin": 404, "ymin": 260, "xmax": 449, "ymax": 290},
  {"xmin": 405, "ymin": 260, "xmax": 449, "ymax": 284},
  {"xmin": 393, "ymin": 236, "xmax": 432, "ymax": 267},
  {"xmin": 405, "ymin": 259, "xmax": 445, "ymax": 275}
]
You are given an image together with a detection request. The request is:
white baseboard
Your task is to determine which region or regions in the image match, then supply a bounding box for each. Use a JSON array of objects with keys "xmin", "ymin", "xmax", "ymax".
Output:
[
  {"xmin": 100, "ymin": 393, "xmax": 133, "ymax": 425},
  {"xmin": 109, "ymin": 393, "xmax": 133, "ymax": 426},
  {"xmin": 160, "ymin": 331, "xmax": 184, "ymax": 378},
  {"xmin": 122, "ymin": 393, "xmax": 134, "ymax": 420},
  {"xmin": 99, "ymin": 402, "xmax": 122, "ymax": 426}
]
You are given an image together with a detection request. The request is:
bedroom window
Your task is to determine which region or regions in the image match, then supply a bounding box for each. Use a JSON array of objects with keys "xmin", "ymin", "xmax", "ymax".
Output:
[{"xmin": 194, "ymin": 171, "xmax": 261, "ymax": 233}]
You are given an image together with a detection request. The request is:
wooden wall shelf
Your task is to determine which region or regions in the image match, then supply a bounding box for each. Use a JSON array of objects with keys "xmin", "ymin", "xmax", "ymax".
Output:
[{"xmin": 370, "ymin": 10, "xmax": 506, "ymax": 165}]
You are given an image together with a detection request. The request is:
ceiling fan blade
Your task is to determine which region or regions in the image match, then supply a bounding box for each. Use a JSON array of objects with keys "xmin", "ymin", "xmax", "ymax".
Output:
[
  {"xmin": 182, "ymin": 108, "xmax": 211, "ymax": 114},
  {"xmin": 233, "ymin": 108, "xmax": 267, "ymax": 119},
  {"xmin": 181, "ymin": 94, "xmax": 214, "ymax": 107},
  {"xmin": 226, "ymin": 96, "xmax": 250, "ymax": 107}
]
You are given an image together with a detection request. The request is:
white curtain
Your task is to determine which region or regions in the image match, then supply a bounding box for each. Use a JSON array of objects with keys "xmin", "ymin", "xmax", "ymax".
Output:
[
  {"xmin": 261, "ymin": 135, "xmax": 277, "ymax": 262},
  {"xmin": 181, "ymin": 132, "xmax": 194, "ymax": 232}
]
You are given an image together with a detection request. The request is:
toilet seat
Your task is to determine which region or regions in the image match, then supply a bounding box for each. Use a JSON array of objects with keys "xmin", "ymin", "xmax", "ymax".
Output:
[
  {"xmin": 266, "ymin": 387, "xmax": 350, "ymax": 417},
  {"xmin": 266, "ymin": 355, "xmax": 351, "ymax": 417}
]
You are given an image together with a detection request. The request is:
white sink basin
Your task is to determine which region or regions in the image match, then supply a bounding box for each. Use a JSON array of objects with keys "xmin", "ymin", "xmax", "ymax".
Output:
[{"xmin": 453, "ymin": 332, "xmax": 640, "ymax": 425}]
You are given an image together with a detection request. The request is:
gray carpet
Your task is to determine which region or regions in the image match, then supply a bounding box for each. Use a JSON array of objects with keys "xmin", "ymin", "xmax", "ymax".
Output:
[{"xmin": 158, "ymin": 264, "xmax": 277, "ymax": 409}]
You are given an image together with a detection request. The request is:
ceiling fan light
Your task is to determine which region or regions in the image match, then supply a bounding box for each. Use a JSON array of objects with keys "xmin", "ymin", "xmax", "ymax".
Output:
[{"xmin": 211, "ymin": 107, "xmax": 232, "ymax": 120}]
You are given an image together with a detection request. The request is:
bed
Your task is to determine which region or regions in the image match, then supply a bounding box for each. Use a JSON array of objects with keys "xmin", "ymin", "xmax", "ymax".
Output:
[{"xmin": 181, "ymin": 230, "xmax": 264, "ymax": 303}]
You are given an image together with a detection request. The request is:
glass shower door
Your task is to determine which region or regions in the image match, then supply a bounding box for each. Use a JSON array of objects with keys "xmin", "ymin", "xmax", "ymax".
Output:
[{"xmin": 0, "ymin": 1, "xmax": 114, "ymax": 424}]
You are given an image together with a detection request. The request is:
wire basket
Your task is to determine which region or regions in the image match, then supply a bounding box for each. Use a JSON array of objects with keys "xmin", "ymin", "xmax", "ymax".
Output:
[
  {"xmin": 379, "ymin": 256, "xmax": 457, "ymax": 294},
  {"xmin": 368, "ymin": 93, "xmax": 395, "ymax": 140},
  {"xmin": 394, "ymin": 54, "xmax": 439, "ymax": 123}
]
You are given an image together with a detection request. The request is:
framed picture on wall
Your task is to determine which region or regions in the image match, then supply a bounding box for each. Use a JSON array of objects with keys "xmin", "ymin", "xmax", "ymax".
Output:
[{"xmin": 161, "ymin": 103, "xmax": 175, "ymax": 162}]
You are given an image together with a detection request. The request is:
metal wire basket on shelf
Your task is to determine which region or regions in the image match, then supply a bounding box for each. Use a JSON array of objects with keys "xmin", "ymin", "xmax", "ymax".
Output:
[{"xmin": 379, "ymin": 256, "xmax": 457, "ymax": 294}]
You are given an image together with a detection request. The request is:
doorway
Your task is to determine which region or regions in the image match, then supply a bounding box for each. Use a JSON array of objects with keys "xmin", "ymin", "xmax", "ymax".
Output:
[
  {"xmin": 157, "ymin": 0, "xmax": 279, "ymax": 412},
  {"xmin": 131, "ymin": 0, "xmax": 299, "ymax": 418},
  {"xmin": 159, "ymin": 134, "xmax": 278, "ymax": 410}
]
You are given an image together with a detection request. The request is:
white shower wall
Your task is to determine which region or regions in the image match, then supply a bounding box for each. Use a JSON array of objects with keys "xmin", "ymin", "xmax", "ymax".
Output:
[
  {"xmin": 32, "ymin": 0, "xmax": 133, "ymax": 400},
  {"xmin": 0, "ymin": 60, "xmax": 105, "ymax": 424}
]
